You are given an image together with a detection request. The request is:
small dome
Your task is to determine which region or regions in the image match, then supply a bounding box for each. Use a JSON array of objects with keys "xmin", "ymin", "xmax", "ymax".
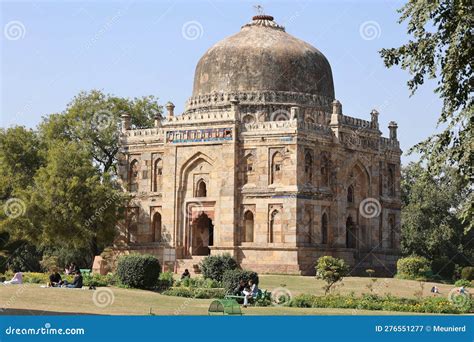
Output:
[{"xmin": 192, "ymin": 15, "xmax": 335, "ymax": 101}]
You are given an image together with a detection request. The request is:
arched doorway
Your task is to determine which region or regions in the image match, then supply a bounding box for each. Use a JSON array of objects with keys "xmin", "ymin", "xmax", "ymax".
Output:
[
  {"xmin": 192, "ymin": 212, "xmax": 213, "ymax": 255},
  {"xmin": 152, "ymin": 212, "xmax": 162, "ymax": 242},
  {"xmin": 346, "ymin": 216, "xmax": 357, "ymax": 249}
]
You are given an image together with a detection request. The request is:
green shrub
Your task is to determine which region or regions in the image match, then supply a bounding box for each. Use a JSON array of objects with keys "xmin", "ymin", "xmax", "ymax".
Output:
[
  {"xmin": 315, "ymin": 256, "xmax": 349, "ymax": 294},
  {"xmin": 454, "ymin": 279, "xmax": 472, "ymax": 287},
  {"xmin": 289, "ymin": 293, "xmax": 470, "ymax": 314},
  {"xmin": 174, "ymin": 277, "xmax": 221, "ymax": 289},
  {"xmin": 83, "ymin": 273, "xmax": 112, "ymax": 287},
  {"xmin": 116, "ymin": 254, "xmax": 161, "ymax": 289},
  {"xmin": 221, "ymin": 269, "xmax": 259, "ymax": 294},
  {"xmin": 431, "ymin": 257, "xmax": 455, "ymax": 279},
  {"xmin": 162, "ymin": 287, "xmax": 225, "ymax": 299},
  {"xmin": 199, "ymin": 254, "xmax": 238, "ymax": 282},
  {"xmin": 461, "ymin": 266, "xmax": 474, "ymax": 281},
  {"xmin": 157, "ymin": 271, "xmax": 174, "ymax": 290},
  {"xmin": 396, "ymin": 256, "xmax": 431, "ymax": 280}
]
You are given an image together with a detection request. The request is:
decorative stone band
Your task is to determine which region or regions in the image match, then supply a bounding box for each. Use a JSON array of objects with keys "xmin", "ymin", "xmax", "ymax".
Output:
[
  {"xmin": 166, "ymin": 127, "xmax": 233, "ymax": 144},
  {"xmin": 184, "ymin": 90, "xmax": 333, "ymax": 112},
  {"xmin": 241, "ymin": 119, "xmax": 333, "ymax": 136}
]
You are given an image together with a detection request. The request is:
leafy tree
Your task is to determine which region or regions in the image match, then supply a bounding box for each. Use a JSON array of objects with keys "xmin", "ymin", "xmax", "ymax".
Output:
[
  {"xmin": 1, "ymin": 141, "xmax": 126, "ymax": 260},
  {"xmin": 401, "ymin": 162, "xmax": 471, "ymax": 265},
  {"xmin": 39, "ymin": 90, "xmax": 162, "ymax": 174},
  {"xmin": 315, "ymin": 256, "xmax": 349, "ymax": 295},
  {"xmin": 0, "ymin": 127, "xmax": 45, "ymax": 200},
  {"xmin": 380, "ymin": 0, "xmax": 473, "ymax": 230}
]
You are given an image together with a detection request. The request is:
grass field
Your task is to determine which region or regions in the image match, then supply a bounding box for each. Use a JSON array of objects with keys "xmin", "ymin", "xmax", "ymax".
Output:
[{"xmin": 0, "ymin": 275, "xmax": 460, "ymax": 316}]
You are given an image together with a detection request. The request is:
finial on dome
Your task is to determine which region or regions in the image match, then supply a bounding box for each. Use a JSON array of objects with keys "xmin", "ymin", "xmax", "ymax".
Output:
[
  {"xmin": 253, "ymin": 4, "xmax": 265, "ymax": 15},
  {"xmin": 242, "ymin": 7, "xmax": 285, "ymax": 31}
]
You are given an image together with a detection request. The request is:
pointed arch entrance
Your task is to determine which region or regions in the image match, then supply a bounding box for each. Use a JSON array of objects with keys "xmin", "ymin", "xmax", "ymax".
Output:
[
  {"xmin": 191, "ymin": 212, "xmax": 214, "ymax": 255},
  {"xmin": 346, "ymin": 216, "xmax": 357, "ymax": 249}
]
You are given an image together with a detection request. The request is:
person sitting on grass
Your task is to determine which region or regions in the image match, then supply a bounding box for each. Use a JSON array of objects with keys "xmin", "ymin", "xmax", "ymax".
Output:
[
  {"xmin": 63, "ymin": 270, "xmax": 83, "ymax": 289},
  {"xmin": 65, "ymin": 262, "xmax": 79, "ymax": 275},
  {"xmin": 233, "ymin": 279, "xmax": 246, "ymax": 296},
  {"xmin": 242, "ymin": 279, "xmax": 258, "ymax": 308},
  {"xmin": 181, "ymin": 269, "xmax": 191, "ymax": 280},
  {"xmin": 3, "ymin": 269, "xmax": 22, "ymax": 285},
  {"xmin": 48, "ymin": 269, "xmax": 63, "ymax": 287}
]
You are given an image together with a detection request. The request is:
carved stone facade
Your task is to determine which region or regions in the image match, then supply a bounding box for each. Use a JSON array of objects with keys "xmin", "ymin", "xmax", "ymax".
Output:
[{"xmin": 115, "ymin": 15, "xmax": 402, "ymax": 275}]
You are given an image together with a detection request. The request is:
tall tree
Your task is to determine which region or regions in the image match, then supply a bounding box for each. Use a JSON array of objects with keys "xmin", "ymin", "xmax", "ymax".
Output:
[
  {"xmin": 0, "ymin": 127, "xmax": 45, "ymax": 200},
  {"xmin": 40, "ymin": 89, "xmax": 162, "ymax": 175},
  {"xmin": 2, "ymin": 141, "xmax": 127, "ymax": 258},
  {"xmin": 380, "ymin": 0, "xmax": 473, "ymax": 229},
  {"xmin": 401, "ymin": 162, "xmax": 471, "ymax": 263}
]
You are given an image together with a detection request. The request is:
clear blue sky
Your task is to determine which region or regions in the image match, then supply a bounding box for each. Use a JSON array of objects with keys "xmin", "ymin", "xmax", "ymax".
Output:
[{"xmin": 1, "ymin": 0, "xmax": 443, "ymax": 164}]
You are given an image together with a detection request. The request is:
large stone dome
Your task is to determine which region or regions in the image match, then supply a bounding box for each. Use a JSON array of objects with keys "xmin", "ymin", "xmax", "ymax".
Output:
[{"xmin": 191, "ymin": 15, "xmax": 335, "ymax": 102}]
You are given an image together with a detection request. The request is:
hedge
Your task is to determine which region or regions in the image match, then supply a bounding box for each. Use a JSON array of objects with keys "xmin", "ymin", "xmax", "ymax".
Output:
[
  {"xmin": 290, "ymin": 293, "xmax": 471, "ymax": 314},
  {"xmin": 222, "ymin": 269, "xmax": 259, "ymax": 294},
  {"xmin": 116, "ymin": 254, "xmax": 161, "ymax": 289},
  {"xmin": 396, "ymin": 256, "xmax": 431, "ymax": 280},
  {"xmin": 199, "ymin": 254, "xmax": 238, "ymax": 282},
  {"xmin": 162, "ymin": 287, "xmax": 225, "ymax": 299}
]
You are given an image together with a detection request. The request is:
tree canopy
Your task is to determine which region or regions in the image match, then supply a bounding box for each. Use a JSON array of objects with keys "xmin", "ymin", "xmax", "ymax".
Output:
[
  {"xmin": 380, "ymin": 0, "xmax": 473, "ymax": 229},
  {"xmin": 0, "ymin": 90, "xmax": 162, "ymax": 266}
]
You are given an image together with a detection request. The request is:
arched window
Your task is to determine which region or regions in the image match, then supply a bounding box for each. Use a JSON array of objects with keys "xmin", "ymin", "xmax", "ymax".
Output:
[
  {"xmin": 320, "ymin": 154, "xmax": 329, "ymax": 187},
  {"xmin": 269, "ymin": 209, "xmax": 282, "ymax": 243},
  {"xmin": 243, "ymin": 210, "xmax": 254, "ymax": 243},
  {"xmin": 244, "ymin": 154, "xmax": 254, "ymax": 185},
  {"xmin": 246, "ymin": 155, "xmax": 254, "ymax": 172},
  {"xmin": 388, "ymin": 166, "xmax": 395, "ymax": 197},
  {"xmin": 196, "ymin": 179, "xmax": 207, "ymax": 197},
  {"xmin": 305, "ymin": 208, "xmax": 313, "ymax": 243},
  {"xmin": 152, "ymin": 212, "xmax": 162, "ymax": 242},
  {"xmin": 388, "ymin": 214, "xmax": 396, "ymax": 249},
  {"xmin": 271, "ymin": 151, "xmax": 283, "ymax": 184},
  {"xmin": 346, "ymin": 216, "xmax": 356, "ymax": 248},
  {"xmin": 127, "ymin": 210, "xmax": 138, "ymax": 243},
  {"xmin": 153, "ymin": 159, "xmax": 163, "ymax": 192},
  {"xmin": 305, "ymin": 151, "xmax": 313, "ymax": 183},
  {"xmin": 321, "ymin": 213, "xmax": 328, "ymax": 244},
  {"xmin": 129, "ymin": 160, "xmax": 139, "ymax": 192},
  {"xmin": 347, "ymin": 185, "xmax": 354, "ymax": 203}
]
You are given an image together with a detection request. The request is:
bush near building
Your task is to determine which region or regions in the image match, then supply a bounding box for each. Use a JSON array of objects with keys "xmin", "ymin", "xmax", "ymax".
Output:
[
  {"xmin": 116, "ymin": 254, "xmax": 160, "ymax": 289},
  {"xmin": 222, "ymin": 269, "xmax": 259, "ymax": 294},
  {"xmin": 199, "ymin": 254, "xmax": 238, "ymax": 282},
  {"xmin": 396, "ymin": 256, "xmax": 431, "ymax": 280}
]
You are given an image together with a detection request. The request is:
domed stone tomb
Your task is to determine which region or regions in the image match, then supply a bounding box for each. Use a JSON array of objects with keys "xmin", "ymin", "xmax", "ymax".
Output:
[{"xmin": 116, "ymin": 15, "xmax": 402, "ymax": 276}]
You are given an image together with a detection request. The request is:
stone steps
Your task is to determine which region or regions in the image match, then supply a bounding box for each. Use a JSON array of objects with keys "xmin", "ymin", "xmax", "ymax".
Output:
[{"xmin": 176, "ymin": 256, "xmax": 207, "ymax": 276}]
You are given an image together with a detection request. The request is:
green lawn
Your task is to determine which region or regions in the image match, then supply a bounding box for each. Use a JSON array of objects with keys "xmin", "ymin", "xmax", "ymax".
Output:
[{"xmin": 0, "ymin": 275, "xmax": 459, "ymax": 316}]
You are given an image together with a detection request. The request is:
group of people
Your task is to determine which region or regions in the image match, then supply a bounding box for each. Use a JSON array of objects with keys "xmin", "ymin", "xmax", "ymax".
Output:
[
  {"xmin": 234, "ymin": 279, "xmax": 258, "ymax": 307},
  {"xmin": 2, "ymin": 263, "xmax": 84, "ymax": 289},
  {"xmin": 48, "ymin": 268, "xmax": 83, "ymax": 288}
]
